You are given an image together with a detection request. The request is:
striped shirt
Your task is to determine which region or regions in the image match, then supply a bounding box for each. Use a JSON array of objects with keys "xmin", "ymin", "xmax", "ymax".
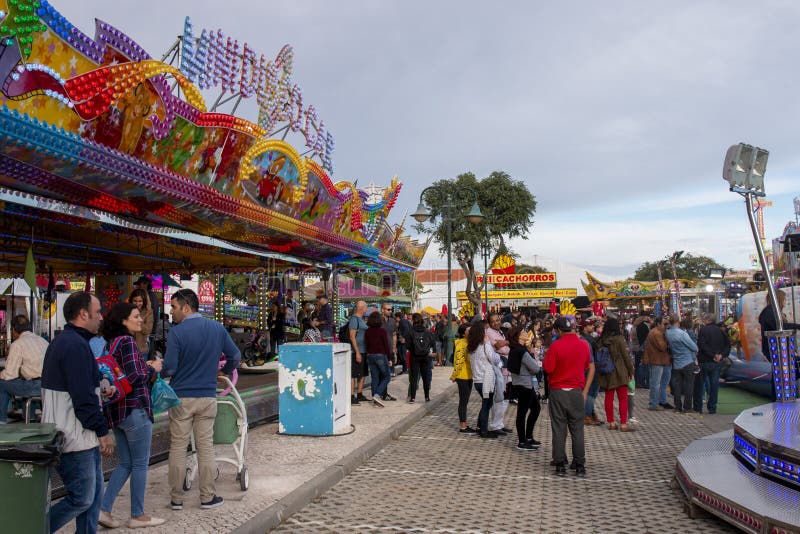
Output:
[{"xmin": 101, "ymin": 335, "xmax": 154, "ymax": 429}]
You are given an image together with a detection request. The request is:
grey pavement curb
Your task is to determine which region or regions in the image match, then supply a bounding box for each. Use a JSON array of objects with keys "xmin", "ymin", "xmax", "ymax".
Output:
[{"xmin": 232, "ymin": 385, "xmax": 458, "ymax": 534}]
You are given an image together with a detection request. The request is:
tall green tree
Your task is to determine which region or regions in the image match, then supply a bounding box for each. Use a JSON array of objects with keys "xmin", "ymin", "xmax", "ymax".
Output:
[
  {"xmin": 414, "ymin": 171, "xmax": 537, "ymax": 312},
  {"xmin": 633, "ymin": 252, "xmax": 726, "ymax": 281}
]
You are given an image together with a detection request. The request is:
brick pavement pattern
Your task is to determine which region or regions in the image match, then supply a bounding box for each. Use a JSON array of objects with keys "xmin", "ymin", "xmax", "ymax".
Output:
[{"xmin": 274, "ymin": 394, "xmax": 739, "ymax": 533}]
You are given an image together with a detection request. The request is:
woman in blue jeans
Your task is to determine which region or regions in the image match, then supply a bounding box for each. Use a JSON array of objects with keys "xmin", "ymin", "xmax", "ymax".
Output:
[
  {"xmin": 364, "ymin": 311, "xmax": 394, "ymax": 407},
  {"xmin": 468, "ymin": 321, "xmax": 501, "ymax": 439},
  {"xmin": 98, "ymin": 303, "xmax": 165, "ymax": 529}
]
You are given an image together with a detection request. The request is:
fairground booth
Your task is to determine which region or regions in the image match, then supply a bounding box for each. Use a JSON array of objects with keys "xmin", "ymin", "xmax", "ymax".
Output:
[{"xmin": 0, "ymin": 0, "xmax": 425, "ymax": 455}]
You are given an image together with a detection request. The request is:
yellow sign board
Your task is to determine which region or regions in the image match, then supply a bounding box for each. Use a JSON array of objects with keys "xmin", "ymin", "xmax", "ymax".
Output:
[
  {"xmin": 476, "ymin": 273, "xmax": 557, "ymax": 284},
  {"xmin": 457, "ymin": 289, "xmax": 578, "ymax": 300}
]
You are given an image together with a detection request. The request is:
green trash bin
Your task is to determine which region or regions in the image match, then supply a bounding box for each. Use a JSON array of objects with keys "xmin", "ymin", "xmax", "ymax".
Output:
[{"xmin": 0, "ymin": 423, "xmax": 63, "ymax": 534}]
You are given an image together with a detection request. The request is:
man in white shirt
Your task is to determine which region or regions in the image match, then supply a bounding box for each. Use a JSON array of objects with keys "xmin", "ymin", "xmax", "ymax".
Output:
[{"xmin": 0, "ymin": 315, "xmax": 48, "ymax": 423}]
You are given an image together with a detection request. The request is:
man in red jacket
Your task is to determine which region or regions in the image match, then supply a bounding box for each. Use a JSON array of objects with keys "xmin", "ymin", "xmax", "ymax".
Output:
[{"xmin": 543, "ymin": 316, "xmax": 594, "ymax": 477}]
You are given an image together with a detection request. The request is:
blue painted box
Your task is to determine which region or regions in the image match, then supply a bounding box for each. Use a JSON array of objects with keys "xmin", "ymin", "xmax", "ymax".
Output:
[{"xmin": 278, "ymin": 343, "xmax": 352, "ymax": 436}]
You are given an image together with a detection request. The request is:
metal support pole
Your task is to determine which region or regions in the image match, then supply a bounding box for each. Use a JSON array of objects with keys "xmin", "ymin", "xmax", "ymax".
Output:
[
  {"xmin": 746, "ymin": 193, "xmax": 783, "ymax": 331},
  {"xmin": 482, "ymin": 243, "xmax": 489, "ymax": 317},
  {"xmin": 446, "ymin": 216, "xmax": 453, "ymax": 357},
  {"xmin": 669, "ymin": 256, "xmax": 682, "ymax": 316},
  {"xmin": 656, "ymin": 262, "xmax": 666, "ymax": 316}
]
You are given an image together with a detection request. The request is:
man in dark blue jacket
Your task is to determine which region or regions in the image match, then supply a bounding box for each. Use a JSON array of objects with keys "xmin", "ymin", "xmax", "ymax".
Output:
[
  {"xmin": 164, "ymin": 288, "xmax": 240, "ymax": 510},
  {"xmin": 42, "ymin": 291, "xmax": 114, "ymax": 534}
]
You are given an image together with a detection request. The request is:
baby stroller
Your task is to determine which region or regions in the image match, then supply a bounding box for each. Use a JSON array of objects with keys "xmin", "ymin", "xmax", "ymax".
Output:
[{"xmin": 183, "ymin": 372, "xmax": 250, "ymax": 491}]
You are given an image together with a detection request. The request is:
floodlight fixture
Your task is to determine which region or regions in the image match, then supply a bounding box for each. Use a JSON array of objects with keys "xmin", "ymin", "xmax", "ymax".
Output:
[
  {"xmin": 708, "ymin": 268, "xmax": 726, "ymax": 279},
  {"xmin": 722, "ymin": 143, "xmax": 768, "ymax": 196}
]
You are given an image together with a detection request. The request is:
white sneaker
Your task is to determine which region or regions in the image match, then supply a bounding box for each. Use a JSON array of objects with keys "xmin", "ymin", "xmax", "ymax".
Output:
[
  {"xmin": 128, "ymin": 516, "xmax": 166, "ymax": 528},
  {"xmin": 99, "ymin": 511, "xmax": 121, "ymax": 529},
  {"xmin": 628, "ymin": 417, "xmax": 640, "ymax": 424},
  {"xmin": 373, "ymin": 396, "xmax": 385, "ymax": 407}
]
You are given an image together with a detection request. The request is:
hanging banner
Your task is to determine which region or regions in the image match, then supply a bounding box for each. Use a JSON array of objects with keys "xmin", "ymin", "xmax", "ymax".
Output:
[
  {"xmin": 476, "ymin": 273, "xmax": 556, "ymax": 285},
  {"xmin": 457, "ymin": 288, "xmax": 577, "ymax": 300}
]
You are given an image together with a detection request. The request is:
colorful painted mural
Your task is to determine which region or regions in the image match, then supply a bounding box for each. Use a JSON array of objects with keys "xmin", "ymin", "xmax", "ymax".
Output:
[
  {"xmin": 0, "ymin": 0, "xmax": 425, "ymax": 270},
  {"xmin": 581, "ymin": 272, "xmax": 698, "ymax": 301}
]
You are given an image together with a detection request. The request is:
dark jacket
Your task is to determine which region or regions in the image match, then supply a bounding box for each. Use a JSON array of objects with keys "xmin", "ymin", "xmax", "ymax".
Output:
[
  {"xmin": 596, "ymin": 334, "xmax": 634, "ymax": 390},
  {"xmin": 397, "ymin": 317, "xmax": 412, "ymax": 345},
  {"xmin": 697, "ymin": 323, "xmax": 730, "ymax": 363},
  {"xmin": 635, "ymin": 321, "xmax": 650, "ymax": 352},
  {"xmin": 758, "ymin": 305, "xmax": 800, "ymax": 358},
  {"xmin": 410, "ymin": 325, "xmax": 435, "ymax": 359},
  {"xmin": 41, "ymin": 323, "xmax": 109, "ymax": 452}
]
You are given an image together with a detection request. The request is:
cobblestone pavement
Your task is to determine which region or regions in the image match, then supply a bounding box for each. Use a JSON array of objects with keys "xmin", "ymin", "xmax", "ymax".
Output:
[{"xmin": 274, "ymin": 392, "xmax": 739, "ymax": 534}]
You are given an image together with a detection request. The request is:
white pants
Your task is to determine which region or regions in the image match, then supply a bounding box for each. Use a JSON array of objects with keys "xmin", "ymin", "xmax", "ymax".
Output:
[{"xmin": 489, "ymin": 399, "xmax": 508, "ymax": 431}]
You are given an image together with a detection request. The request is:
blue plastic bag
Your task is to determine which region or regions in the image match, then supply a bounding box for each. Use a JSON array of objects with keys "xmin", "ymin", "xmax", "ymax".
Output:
[{"xmin": 151, "ymin": 374, "xmax": 181, "ymax": 413}]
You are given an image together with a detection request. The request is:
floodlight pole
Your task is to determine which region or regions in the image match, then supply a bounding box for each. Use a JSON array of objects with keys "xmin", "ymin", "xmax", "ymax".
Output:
[
  {"xmin": 745, "ymin": 192, "xmax": 783, "ymax": 331},
  {"xmin": 656, "ymin": 261, "xmax": 667, "ymax": 317}
]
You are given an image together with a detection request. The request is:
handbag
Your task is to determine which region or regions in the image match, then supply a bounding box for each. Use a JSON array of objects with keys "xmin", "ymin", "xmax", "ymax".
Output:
[{"xmin": 150, "ymin": 374, "xmax": 181, "ymax": 413}]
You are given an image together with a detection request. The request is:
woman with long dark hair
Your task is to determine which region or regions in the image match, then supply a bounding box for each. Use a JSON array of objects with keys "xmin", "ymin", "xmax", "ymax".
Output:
[
  {"xmin": 450, "ymin": 323, "xmax": 475, "ymax": 432},
  {"xmin": 507, "ymin": 325, "xmax": 542, "ymax": 450},
  {"xmin": 98, "ymin": 302, "xmax": 164, "ymax": 529},
  {"xmin": 127, "ymin": 288, "xmax": 152, "ymax": 356},
  {"xmin": 468, "ymin": 320, "xmax": 501, "ymax": 439},
  {"xmin": 596, "ymin": 317, "xmax": 636, "ymax": 432}
]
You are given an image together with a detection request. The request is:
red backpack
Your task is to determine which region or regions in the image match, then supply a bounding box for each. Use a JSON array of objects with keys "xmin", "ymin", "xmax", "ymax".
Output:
[{"xmin": 95, "ymin": 337, "xmax": 133, "ymax": 405}]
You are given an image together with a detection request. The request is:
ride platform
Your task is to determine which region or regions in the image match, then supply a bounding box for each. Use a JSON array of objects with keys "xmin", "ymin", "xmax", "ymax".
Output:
[{"xmin": 675, "ymin": 401, "xmax": 800, "ymax": 533}]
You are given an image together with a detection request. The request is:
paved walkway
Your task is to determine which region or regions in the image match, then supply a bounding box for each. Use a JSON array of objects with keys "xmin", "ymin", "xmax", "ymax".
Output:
[
  {"xmin": 273, "ymin": 391, "xmax": 740, "ymax": 533},
  {"xmin": 55, "ymin": 368, "xmax": 744, "ymax": 533},
  {"xmin": 56, "ymin": 367, "xmax": 455, "ymax": 533}
]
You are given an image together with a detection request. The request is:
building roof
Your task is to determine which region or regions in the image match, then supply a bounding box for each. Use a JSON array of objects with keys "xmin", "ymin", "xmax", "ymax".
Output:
[{"xmin": 414, "ymin": 269, "xmax": 469, "ymax": 284}]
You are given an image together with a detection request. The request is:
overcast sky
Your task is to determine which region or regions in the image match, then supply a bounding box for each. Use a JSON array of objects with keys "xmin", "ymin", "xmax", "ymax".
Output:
[{"xmin": 59, "ymin": 1, "xmax": 800, "ymax": 279}]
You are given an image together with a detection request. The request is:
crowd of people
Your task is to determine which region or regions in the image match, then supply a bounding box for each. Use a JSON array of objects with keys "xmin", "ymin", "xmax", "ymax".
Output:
[
  {"xmin": 0, "ymin": 281, "xmax": 787, "ymax": 530},
  {"xmin": 335, "ymin": 302, "xmax": 742, "ymax": 478}
]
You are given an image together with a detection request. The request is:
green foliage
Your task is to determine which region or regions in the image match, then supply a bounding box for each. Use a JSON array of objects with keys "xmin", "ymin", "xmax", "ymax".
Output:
[
  {"xmin": 413, "ymin": 171, "xmax": 537, "ymax": 256},
  {"xmin": 633, "ymin": 252, "xmax": 726, "ymax": 281},
  {"xmin": 514, "ymin": 263, "xmax": 557, "ymax": 289},
  {"xmin": 222, "ymin": 274, "xmax": 250, "ymax": 302}
]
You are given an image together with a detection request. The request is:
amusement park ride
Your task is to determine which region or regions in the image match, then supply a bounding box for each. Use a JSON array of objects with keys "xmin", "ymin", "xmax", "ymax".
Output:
[
  {"xmin": 0, "ymin": 0, "xmax": 428, "ymax": 459},
  {"xmin": 673, "ymin": 144, "xmax": 800, "ymax": 533}
]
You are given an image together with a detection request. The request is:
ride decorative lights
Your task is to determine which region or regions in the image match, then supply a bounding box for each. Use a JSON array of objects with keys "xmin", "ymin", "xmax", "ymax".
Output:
[
  {"xmin": 1, "ymin": 0, "xmax": 46, "ymax": 59},
  {"xmin": 766, "ymin": 332, "xmax": 798, "ymax": 402}
]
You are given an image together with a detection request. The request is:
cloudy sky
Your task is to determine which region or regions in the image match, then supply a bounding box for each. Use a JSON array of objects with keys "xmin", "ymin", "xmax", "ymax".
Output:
[{"xmin": 60, "ymin": 1, "xmax": 800, "ymax": 278}]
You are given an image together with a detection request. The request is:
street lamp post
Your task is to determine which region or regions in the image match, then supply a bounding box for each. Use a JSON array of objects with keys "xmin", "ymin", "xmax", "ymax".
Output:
[
  {"xmin": 668, "ymin": 250, "xmax": 684, "ymax": 316},
  {"xmin": 412, "ymin": 186, "xmax": 484, "ymax": 356}
]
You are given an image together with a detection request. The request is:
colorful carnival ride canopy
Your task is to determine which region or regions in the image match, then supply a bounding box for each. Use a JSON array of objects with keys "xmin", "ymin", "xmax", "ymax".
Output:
[
  {"xmin": 0, "ymin": 1, "xmax": 426, "ymax": 275},
  {"xmin": 581, "ymin": 272, "xmax": 698, "ymax": 301}
]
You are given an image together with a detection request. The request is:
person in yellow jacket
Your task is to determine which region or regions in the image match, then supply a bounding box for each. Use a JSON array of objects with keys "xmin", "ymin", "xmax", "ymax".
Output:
[{"xmin": 450, "ymin": 323, "xmax": 475, "ymax": 433}]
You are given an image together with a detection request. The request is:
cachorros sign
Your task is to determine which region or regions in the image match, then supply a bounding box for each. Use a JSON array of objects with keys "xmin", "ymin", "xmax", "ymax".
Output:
[{"xmin": 476, "ymin": 273, "xmax": 557, "ymax": 284}]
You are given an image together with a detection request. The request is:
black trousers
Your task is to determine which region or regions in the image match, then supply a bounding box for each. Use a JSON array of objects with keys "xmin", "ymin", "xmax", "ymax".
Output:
[
  {"xmin": 455, "ymin": 378, "xmax": 473, "ymax": 423},
  {"xmin": 672, "ymin": 365, "xmax": 695, "ymax": 412},
  {"xmin": 513, "ymin": 384, "xmax": 541, "ymax": 443},
  {"xmin": 408, "ymin": 358, "xmax": 431, "ymax": 400}
]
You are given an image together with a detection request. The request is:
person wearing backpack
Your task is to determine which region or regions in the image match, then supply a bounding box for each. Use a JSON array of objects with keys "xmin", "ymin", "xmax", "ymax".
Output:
[
  {"xmin": 408, "ymin": 313, "xmax": 435, "ymax": 403},
  {"xmin": 98, "ymin": 302, "xmax": 165, "ymax": 529},
  {"xmin": 596, "ymin": 317, "xmax": 635, "ymax": 432}
]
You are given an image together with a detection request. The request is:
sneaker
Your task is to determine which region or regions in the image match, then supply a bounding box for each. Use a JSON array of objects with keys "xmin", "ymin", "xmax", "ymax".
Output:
[
  {"xmin": 357, "ymin": 393, "xmax": 368, "ymax": 403},
  {"xmin": 509, "ymin": 399, "xmax": 518, "ymax": 405},
  {"xmin": 628, "ymin": 417, "xmax": 640, "ymax": 424},
  {"xmin": 373, "ymin": 396, "xmax": 385, "ymax": 407},
  {"xmin": 99, "ymin": 511, "xmax": 122, "ymax": 528},
  {"xmin": 516, "ymin": 442, "xmax": 536, "ymax": 451},
  {"xmin": 408, "ymin": 397, "xmax": 415, "ymax": 403},
  {"xmin": 170, "ymin": 501, "xmax": 183, "ymax": 511},
  {"xmin": 128, "ymin": 516, "xmax": 166, "ymax": 528},
  {"xmin": 382, "ymin": 393, "xmax": 397, "ymax": 401},
  {"xmin": 525, "ymin": 439, "xmax": 541, "ymax": 448},
  {"xmin": 575, "ymin": 465, "xmax": 586, "ymax": 477},
  {"xmin": 480, "ymin": 432, "xmax": 498, "ymax": 439},
  {"xmin": 501, "ymin": 427, "xmax": 513, "ymax": 433},
  {"xmin": 459, "ymin": 426, "xmax": 477, "ymax": 433},
  {"xmin": 648, "ymin": 405, "xmax": 664, "ymax": 411},
  {"xmin": 425, "ymin": 397, "xmax": 431, "ymax": 402},
  {"xmin": 200, "ymin": 495, "xmax": 224, "ymax": 509},
  {"xmin": 660, "ymin": 402, "xmax": 675, "ymax": 410},
  {"xmin": 351, "ymin": 395, "xmax": 360, "ymax": 405},
  {"xmin": 555, "ymin": 464, "xmax": 567, "ymax": 477}
]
